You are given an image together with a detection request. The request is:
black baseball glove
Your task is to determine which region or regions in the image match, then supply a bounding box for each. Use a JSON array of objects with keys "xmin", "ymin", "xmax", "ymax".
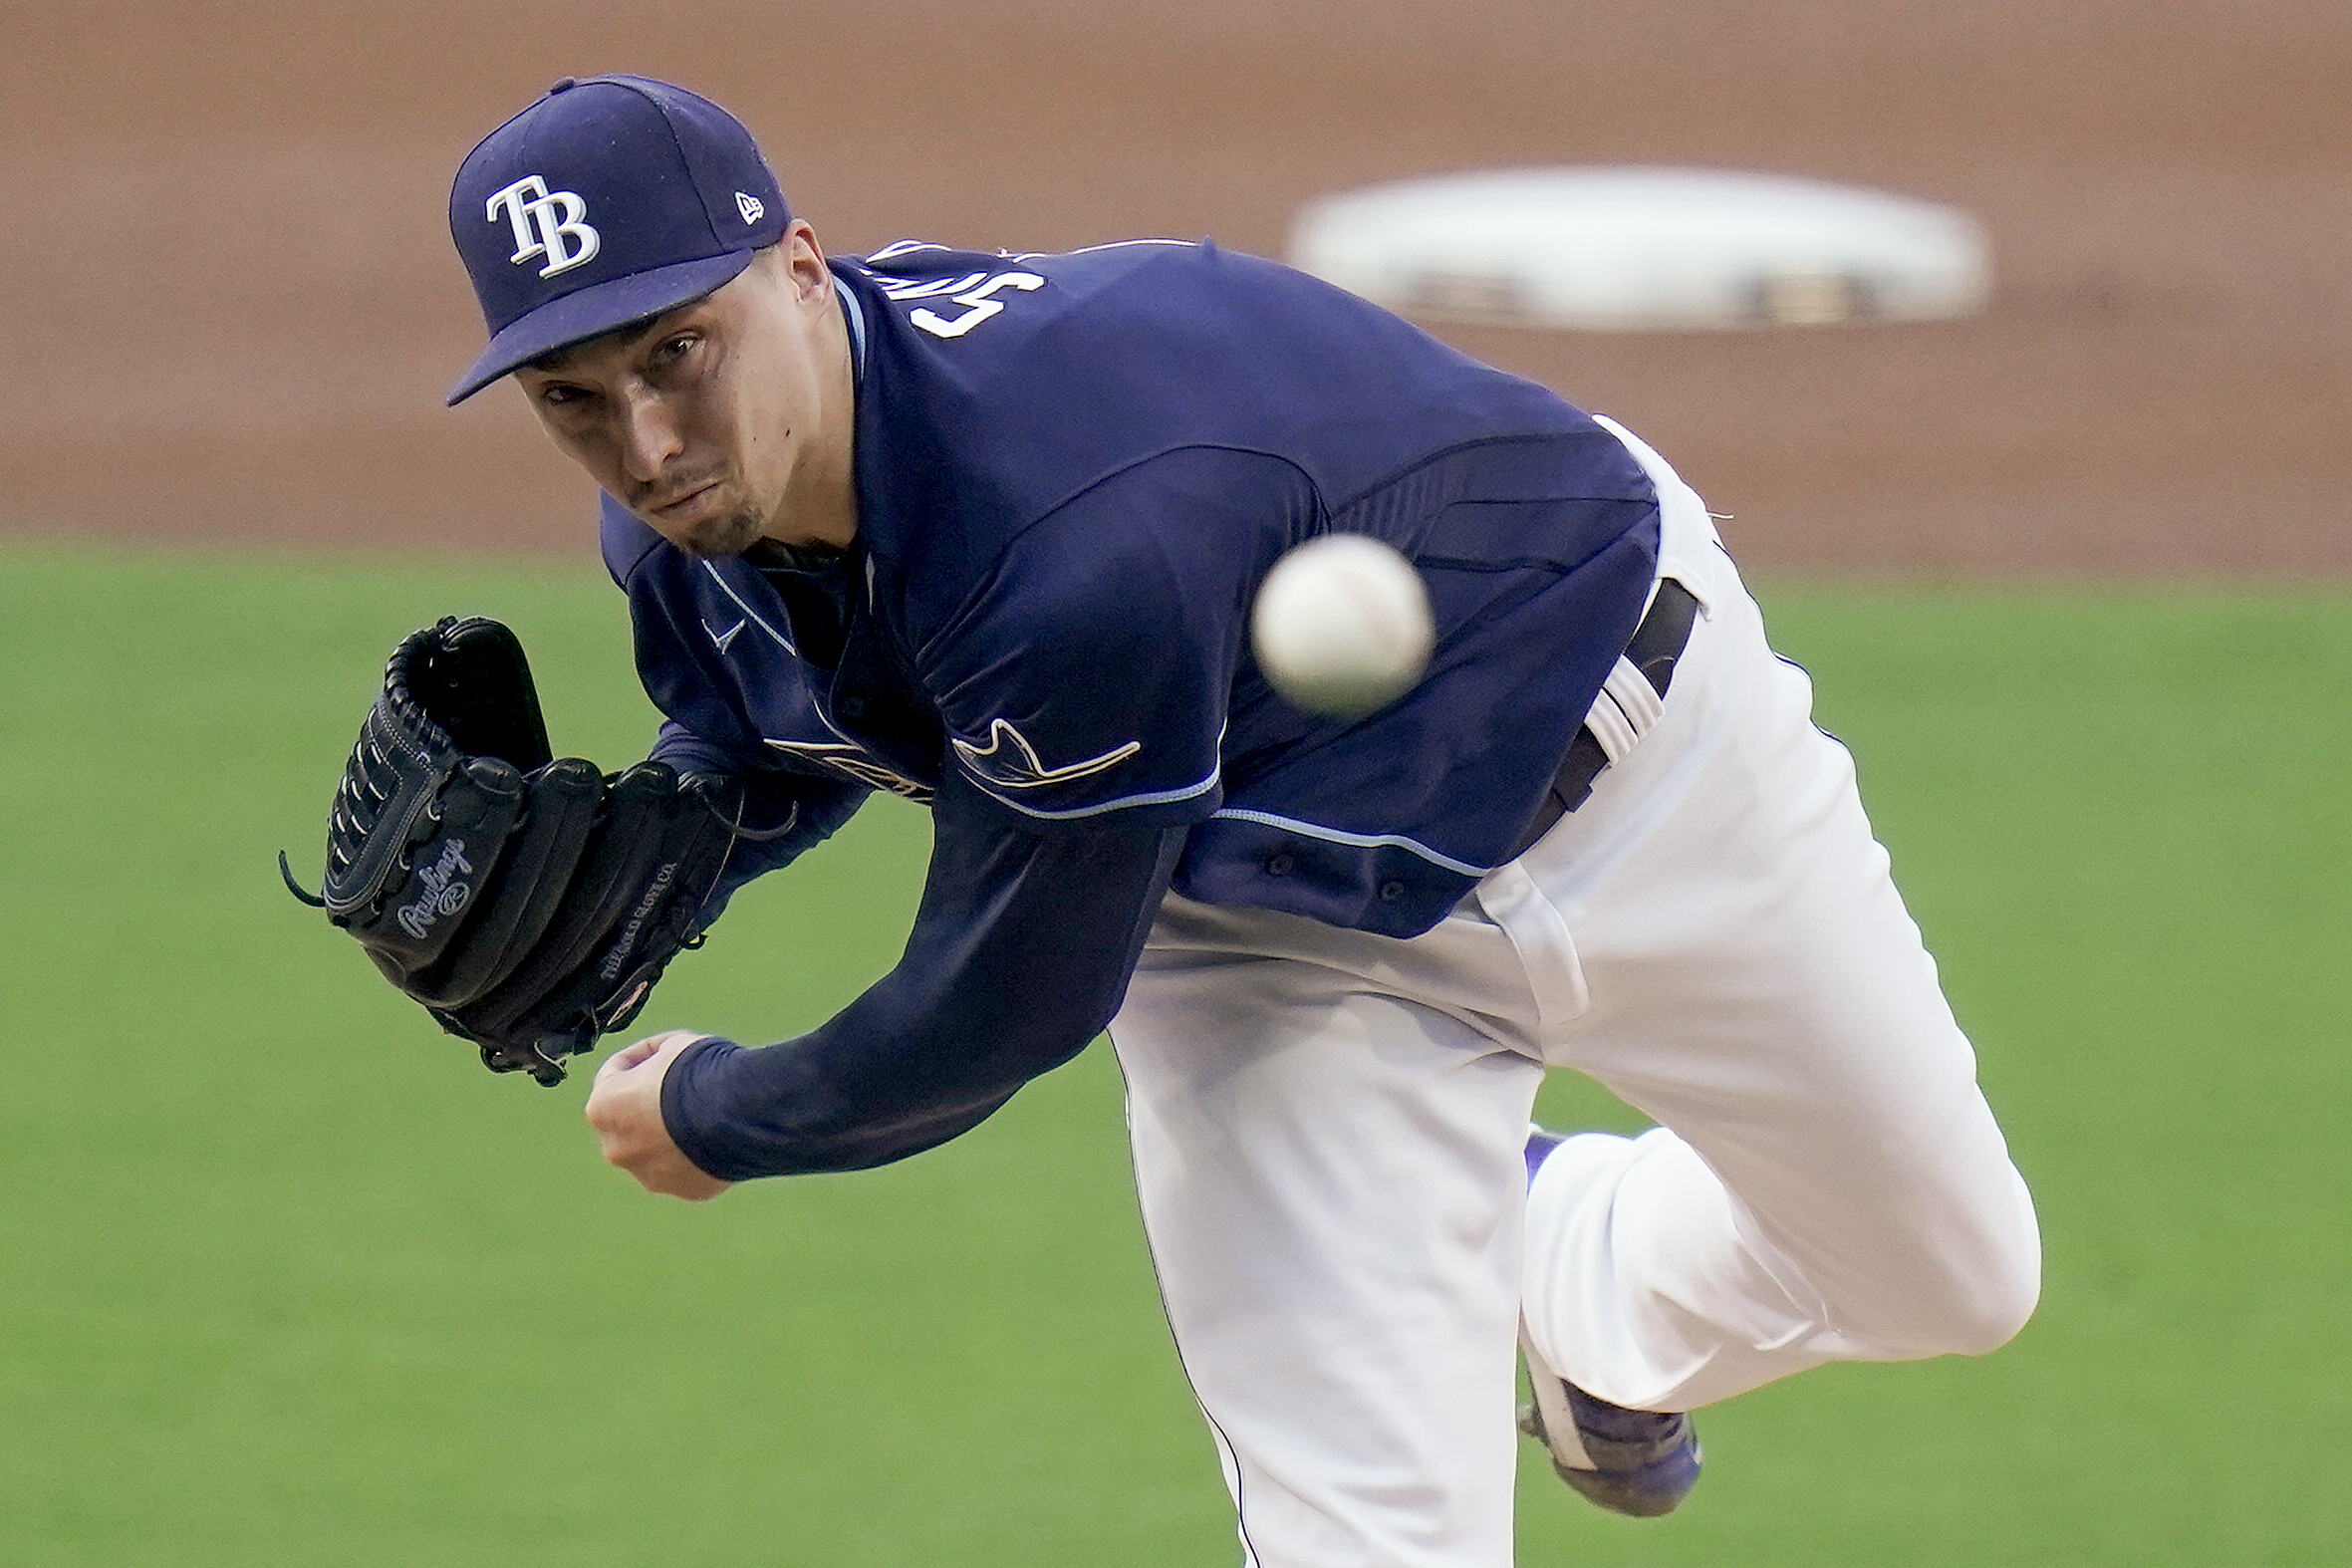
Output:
[{"xmin": 281, "ymin": 616, "xmax": 745, "ymax": 1086}]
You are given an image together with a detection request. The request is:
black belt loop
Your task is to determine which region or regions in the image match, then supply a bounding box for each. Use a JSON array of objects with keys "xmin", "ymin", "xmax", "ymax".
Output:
[{"xmin": 1506, "ymin": 578, "xmax": 1701, "ymax": 860}]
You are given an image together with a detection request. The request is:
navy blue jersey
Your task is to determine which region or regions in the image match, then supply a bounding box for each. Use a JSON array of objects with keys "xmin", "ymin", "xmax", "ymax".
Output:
[{"xmin": 606, "ymin": 239, "xmax": 1662, "ymax": 1176}]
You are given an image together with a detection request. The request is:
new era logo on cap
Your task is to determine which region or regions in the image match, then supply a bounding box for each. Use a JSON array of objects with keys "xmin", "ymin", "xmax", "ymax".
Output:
[{"xmin": 445, "ymin": 75, "xmax": 791, "ymax": 403}]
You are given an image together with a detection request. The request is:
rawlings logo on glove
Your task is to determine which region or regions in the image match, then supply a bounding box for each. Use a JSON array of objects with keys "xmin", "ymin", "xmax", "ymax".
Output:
[
  {"xmin": 281, "ymin": 616, "xmax": 745, "ymax": 1086},
  {"xmin": 396, "ymin": 841, "xmax": 477, "ymax": 938}
]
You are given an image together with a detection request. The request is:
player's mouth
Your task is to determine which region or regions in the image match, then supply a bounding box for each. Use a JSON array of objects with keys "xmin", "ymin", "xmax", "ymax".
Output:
[
  {"xmin": 645, "ymin": 483, "xmax": 747, "ymax": 544},
  {"xmin": 648, "ymin": 481, "xmax": 720, "ymax": 519}
]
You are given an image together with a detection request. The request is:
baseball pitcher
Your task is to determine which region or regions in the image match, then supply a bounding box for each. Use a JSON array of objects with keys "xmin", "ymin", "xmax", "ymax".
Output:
[{"xmin": 294, "ymin": 76, "xmax": 2039, "ymax": 1566}]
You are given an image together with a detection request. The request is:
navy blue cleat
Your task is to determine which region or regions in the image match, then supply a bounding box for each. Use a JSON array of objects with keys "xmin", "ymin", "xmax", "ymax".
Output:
[
  {"xmin": 1520, "ymin": 1127, "xmax": 1701, "ymax": 1517},
  {"xmin": 1517, "ymin": 1344, "xmax": 1702, "ymax": 1517}
]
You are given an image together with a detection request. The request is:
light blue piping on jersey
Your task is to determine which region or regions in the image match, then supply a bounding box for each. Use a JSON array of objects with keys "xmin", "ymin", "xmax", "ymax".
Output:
[
  {"xmin": 703, "ymin": 562, "xmax": 891, "ymax": 756},
  {"xmin": 834, "ymin": 274, "xmax": 869, "ymax": 382},
  {"xmin": 967, "ymin": 764, "xmax": 1224, "ymax": 822},
  {"xmin": 700, "ymin": 562, "xmax": 799, "ymax": 655},
  {"xmin": 703, "ymin": 557, "xmax": 927, "ymax": 794},
  {"xmin": 1207, "ymin": 808, "xmax": 1495, "ymax": 879}
]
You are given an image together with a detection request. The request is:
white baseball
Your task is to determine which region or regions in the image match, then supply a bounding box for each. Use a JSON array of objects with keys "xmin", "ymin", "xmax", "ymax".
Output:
[{"xmin": 1250, "ymin": 534, "xmax": 1436, "ymax": 718}]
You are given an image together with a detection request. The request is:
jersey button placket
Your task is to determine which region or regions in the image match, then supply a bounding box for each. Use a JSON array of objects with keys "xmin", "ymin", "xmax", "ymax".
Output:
[{"xmin": 1265, "ymin": 852, "xmax": 1295, "ymax": 876}]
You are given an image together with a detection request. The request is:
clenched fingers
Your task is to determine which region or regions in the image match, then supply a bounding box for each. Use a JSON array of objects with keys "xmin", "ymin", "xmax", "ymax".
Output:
[{"xmin": 584, "ymin": 1030, "xmax": 736, "ymax": 1200}]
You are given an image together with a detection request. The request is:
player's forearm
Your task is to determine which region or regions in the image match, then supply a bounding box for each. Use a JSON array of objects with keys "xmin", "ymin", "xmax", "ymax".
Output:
[
  {"xmin": 657, "ymin": 1029, "xmax": 1032, "ymax": 1176},
  {"xmin": 660, "ymin": 797, "xmax": 1184, "ymax": 1178}
]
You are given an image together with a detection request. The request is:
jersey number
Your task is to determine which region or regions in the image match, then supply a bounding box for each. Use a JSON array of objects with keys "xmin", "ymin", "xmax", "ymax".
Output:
[{"xmin": 909, "ymin": 271, "xmax": 1046, "ymax": 339}]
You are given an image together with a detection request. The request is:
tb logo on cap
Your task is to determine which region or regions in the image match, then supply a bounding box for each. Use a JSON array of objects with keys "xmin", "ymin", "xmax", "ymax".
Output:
[{"xmin": 486, "ymin": 175, "xmax": 601, "ymax": 278}]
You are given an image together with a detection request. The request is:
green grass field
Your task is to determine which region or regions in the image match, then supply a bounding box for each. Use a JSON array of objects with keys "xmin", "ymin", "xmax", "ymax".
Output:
[{"xmin": 2, "ymin": 541, "xmax": 2345, "ymax": 1565}]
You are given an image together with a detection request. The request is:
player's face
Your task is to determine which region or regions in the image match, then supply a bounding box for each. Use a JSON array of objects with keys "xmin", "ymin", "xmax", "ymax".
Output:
[{"xmin": 516, "ymin": 229, "xmax": 856, "ymax": 559}]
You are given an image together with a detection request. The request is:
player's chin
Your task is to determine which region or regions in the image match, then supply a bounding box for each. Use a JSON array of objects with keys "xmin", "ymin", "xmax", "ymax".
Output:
[{"xmin": 651, "ymin": 499, "xmax": 767, "ymax": 560}]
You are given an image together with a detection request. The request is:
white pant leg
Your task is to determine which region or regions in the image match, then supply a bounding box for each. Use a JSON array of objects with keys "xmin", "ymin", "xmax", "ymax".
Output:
[
  {"xmin": 1109, "ymin": 428, "xmax": 2039, "ymax": 1563},
  {"xmin": 1513, "ymin": 430, "xmax": 2040, "ymax": 1412},
  {"xmin": 1112, "ymin": 906, "xmax": 1548, "ymax": 1568}
]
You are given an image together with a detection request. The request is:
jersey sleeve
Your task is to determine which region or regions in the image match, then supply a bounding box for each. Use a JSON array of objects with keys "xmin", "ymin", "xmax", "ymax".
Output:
[
  {"xmin": 656, "ymin": 764, "xmax": 1184, "ymax": 1176},
  {"xmin": 915, "ymin": 447, "xmax": 1314, "ymax": 836}
]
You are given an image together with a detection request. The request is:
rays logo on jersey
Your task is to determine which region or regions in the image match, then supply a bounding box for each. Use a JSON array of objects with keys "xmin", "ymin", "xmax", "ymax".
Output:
[
  {"xmin": 951, "ymin": 719, "xmax": 1141, "ymax": 791},
  {"xmin": 765, "ymin": 739, "xmax": 933, "ymax": 801}
]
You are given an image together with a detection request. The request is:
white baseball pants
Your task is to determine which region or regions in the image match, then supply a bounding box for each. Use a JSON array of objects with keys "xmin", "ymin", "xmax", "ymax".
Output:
[{"xmin": 1108, "ymin": 423, "xmax": 2041, "ymax": 1568}]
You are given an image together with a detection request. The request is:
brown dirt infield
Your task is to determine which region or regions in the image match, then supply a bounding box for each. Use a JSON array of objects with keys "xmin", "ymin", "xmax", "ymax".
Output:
[{"xmin": 2, "ymin": 0, "xmax": 2344, "ymax": 574}]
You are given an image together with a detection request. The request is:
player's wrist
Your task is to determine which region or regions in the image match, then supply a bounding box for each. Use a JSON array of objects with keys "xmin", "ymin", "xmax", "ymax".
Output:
[{"xmin": 655, "ymin": 1032, "xmax": 745, "ymax": 1180}]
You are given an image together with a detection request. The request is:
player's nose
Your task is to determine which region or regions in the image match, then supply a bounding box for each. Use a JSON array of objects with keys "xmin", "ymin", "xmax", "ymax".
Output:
[{"xmin": 615, "ymin": 389, "xmax": 685, "ymax": 482}]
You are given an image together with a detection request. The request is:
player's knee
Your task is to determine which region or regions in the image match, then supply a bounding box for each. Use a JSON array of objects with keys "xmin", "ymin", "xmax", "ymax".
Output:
[
  {"xmin": 1889, "ymin": 1190, "xmax": 2042, "ymax": 1359},
  {"xmin": 1934, "ymin": 1244, "xmax": 2040, "ymax": 1357},
  {"xmin": 1960, "ymin": 1173, "xmax": 2041, "ymax": 1354},
  {"xmin": 1823, "ymin": 1171, "xmax": 2040, "ymax": 1361}
]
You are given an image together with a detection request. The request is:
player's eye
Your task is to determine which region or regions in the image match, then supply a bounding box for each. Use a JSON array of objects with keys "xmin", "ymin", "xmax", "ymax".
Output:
[
  {"xmin": 654, "ymin": 333, "xmax": 700, "ymax": 366},
  {"xmin": 536, "ymin": 383, "xmax": 591, "ymax": 408}
]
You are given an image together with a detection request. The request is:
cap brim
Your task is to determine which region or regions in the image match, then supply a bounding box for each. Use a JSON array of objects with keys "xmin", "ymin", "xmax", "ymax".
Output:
[{"xmin": 445, "ymin": 250, "xmax": 757, "ymax": 404}]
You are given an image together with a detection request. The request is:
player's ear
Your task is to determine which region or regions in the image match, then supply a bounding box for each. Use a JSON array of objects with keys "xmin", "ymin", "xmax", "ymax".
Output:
[{"xmin": 776, "ymin": 221, "xmax": 830, "ymax": 302}]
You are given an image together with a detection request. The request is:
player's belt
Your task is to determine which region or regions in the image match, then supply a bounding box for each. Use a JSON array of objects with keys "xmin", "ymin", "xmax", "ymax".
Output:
[{"xmin": 1508, "ymin": 577, "xmax": 1702, "ymax": 859}]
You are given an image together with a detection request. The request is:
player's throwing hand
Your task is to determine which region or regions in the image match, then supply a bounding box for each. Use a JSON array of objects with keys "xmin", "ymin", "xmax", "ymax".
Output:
[{"xmin": 586, "ymin": 1031, "xmax": 737, "ymax": 1201}]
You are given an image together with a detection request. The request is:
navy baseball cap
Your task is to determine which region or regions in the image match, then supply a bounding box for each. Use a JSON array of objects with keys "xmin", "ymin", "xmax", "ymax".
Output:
[{"xmin": 446, "ymin": 75, "xmax": 789, "ymax": 404}]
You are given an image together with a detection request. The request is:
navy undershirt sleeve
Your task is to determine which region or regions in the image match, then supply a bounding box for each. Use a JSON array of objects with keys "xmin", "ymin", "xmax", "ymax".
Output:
[{"xmin": 658, "ymin": 768, "xmax": 1185, "ymax": 1178}]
